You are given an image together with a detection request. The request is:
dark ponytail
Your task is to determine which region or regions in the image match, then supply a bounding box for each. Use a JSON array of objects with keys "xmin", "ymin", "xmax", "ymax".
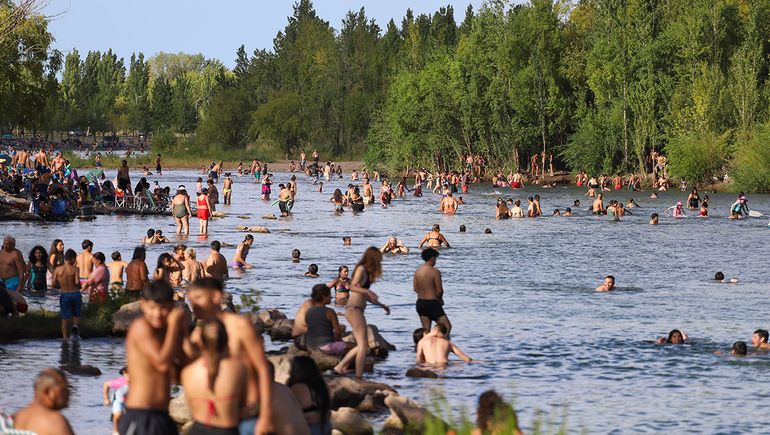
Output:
[{"xmin": 199, "ymin": 319, "xmax": 229, "ymax": 391}]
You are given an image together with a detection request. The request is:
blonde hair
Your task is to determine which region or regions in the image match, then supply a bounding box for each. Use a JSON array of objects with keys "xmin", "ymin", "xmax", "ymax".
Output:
[{"xmin": 186, "ymin": 248, "xmax": 196, "ymax": 260}]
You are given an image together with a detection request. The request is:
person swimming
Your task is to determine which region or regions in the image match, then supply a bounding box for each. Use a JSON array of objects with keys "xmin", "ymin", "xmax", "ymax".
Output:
[{"xmin": 657, "ymin": 329, "xmax": 687, "ymax": 344}]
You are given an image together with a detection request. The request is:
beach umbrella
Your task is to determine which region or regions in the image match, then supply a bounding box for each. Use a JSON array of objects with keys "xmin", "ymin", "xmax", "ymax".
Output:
[
  {"xmin": 85, "ymin": 168, "xmax": 104, "ymax": 181},
  {"xmin": 0, "ymin": 154, "xmax": 11, "ymax": 164}
]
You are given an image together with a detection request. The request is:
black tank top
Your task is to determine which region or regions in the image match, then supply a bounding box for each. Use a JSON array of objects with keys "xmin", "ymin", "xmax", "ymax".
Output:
[
  {"xmin": 30, "ymin": 264, "xmax": 47, "ymax": 291},
  {"xmin": 305, "ymin": 306, "xmax": 334, "ymax": 348}
]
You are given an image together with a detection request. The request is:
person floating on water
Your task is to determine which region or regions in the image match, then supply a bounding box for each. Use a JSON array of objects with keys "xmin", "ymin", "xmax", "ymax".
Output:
[{"xmin": 657, "ymin": 329, "xmax": 687, "ymax": 345}]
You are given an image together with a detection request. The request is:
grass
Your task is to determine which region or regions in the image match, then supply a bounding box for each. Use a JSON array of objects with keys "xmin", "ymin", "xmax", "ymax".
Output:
[
  {"xmin": 415, "ymin": 394, "xmax": 573, "ymax": 435},
  {"xmin": 0, "ymin": 294, "xmax": 132, "ymax": 342}
]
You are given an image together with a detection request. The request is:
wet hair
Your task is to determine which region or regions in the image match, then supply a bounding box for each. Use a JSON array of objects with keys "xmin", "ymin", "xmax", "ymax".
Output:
[
  {"xmin": 413, "ymin": 328, "xmax": 426, "ymax": 345},
  {"xmin": 476, "ymin": 390, "xmax": 519, "ymax": 434},
  {"xmin": 174, "ymin": 244, "xmax": 186, "ymax": 253},
  {"xmin": 156, "ymin": 253, "xmax": 173, "ymax": 270},
  {"xmin": 514, "ymin": 200, "xmax": 521, "ymax": 206},
  {"xmin": 28, "ymin": 245, "xmax": 48, "ymax": 263},
  {"xmin": 553, "ymin": 209, "xmax": 560, "ymax": 215},
  {"xmin": 111, "ymin": 251, "xmax": 121, "ymax": 261},
  {"xmin": 754, "ymin": 329, "xmax": 769, "ymax": 343},
  {"xmin": 333, "ymin": 189, "xmax": 343, "ymax": 203},
  {"xmin": 484, "ymin": 228, "xmax": 492, "ymax": 234},
  {"xmin": 64, "ymin": 249, "xmax": 77, "ymax": 263},
  {"xmin": 651, "ymin": 213, "xmax": 659, "ymax": 219},
  {"xmin": 308, "ymin": 264, "xmax": 318, "ymax": 274},
  {"xmin": 119, "ymin": 366, "xmax": 127, "ymax": 375},
  {"xmin": 342, "ymin": 237, "xmax": 351, "ymax": 244},
  {"xmin": 292, "ymin": 249, "xmax": 301, "ymax": 259},
  {"xmin": 132, "ymin": 246, "xmax": 146, "ymax": 260},
  {"xmin": 459, "ymin": 225, "xmax": 466, "ymax": 232},
  {"xmin": 243, "ymin": 235, "xmax": 254, "ymax": 242},
  {"xmin": 421, "ymin": 248, "xmax": 439, "ymax": 262},
  {"xmin": 338, "ymin": 265, "xmax": 348, "ymax": 276},
  {"xmin": 81, "ymin": 239, "xmax": 93, "ymax": 250},
  {"xmin": 565, "ymin": 207, "xmax": 572, "ymax": 213},
  {"xmin": 142, "ymin": 280, "xmax": 174, "ymax": 303},
  {"xmin": 311, "ymin": 284, "xmax": 331, "ymax": 302},
  {"xmin": 356, "ymin": 247, "xmax": 383, "ymax": 283},
  {"xmin": 667, "ymin": 329, "xmax": 683, "ymax": 343},
  {"xmin": 732, "ymin": 341, "xmax": 747, "ymax": 356},
  {"xmin": 287, "ymin": 356, "xmax": 330, "ymax": 427},
  {"xmin": 714, "ymin": 272, "xmax": 724, "ymax": 281},
  {"xmin": 190, "ymin": 277, "xmax": 224, "ymax": 293},
  {"xmin": 93, "ymin": 252, "xmax": 106, "ymax": 263},
  {"xmin": 606, "ymin": 275, "xmax": 615, "ymax": 283},
  {"xmin": 573, "ymin": 199, "xmax": 580, "ymax": 206},
  {"xmin": 210, "ymin": 241, "xmax": 221, "ymax": 251},
  {"xmin": 146, "ymin": 229, "xmax": 155, "ymax": 237},
  {"xmin": 199, "ymin": 319, "xmax": 229, "ymax": 391}
]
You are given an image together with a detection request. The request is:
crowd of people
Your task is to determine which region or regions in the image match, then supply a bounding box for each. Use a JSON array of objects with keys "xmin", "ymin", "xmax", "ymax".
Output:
[{"xmin": 0, "ymin": 145, "xmax": 766, "ymax": 435}]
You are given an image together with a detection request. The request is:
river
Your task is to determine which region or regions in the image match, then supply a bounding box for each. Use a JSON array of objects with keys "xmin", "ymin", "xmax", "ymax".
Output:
[{"xmin": 1, "ymin": 170, "xmax": 769, "ymax": 434}]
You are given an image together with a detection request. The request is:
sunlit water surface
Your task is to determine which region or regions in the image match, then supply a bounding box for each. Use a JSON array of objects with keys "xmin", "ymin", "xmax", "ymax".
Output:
[{"xmin": 1, "ymin": 170, "xmax": 770, "ymax": 434}]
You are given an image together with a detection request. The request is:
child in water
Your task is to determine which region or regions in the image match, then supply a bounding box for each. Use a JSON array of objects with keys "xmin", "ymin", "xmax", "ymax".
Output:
[{"xmin": 304, "ymin": 264, "xmax": 319, "ymax": 278}]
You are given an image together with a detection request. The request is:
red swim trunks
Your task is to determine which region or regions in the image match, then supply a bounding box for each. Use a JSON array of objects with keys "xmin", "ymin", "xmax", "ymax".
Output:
[{"xmin": 511, "ymin": 181, "xmax": 521, "ymax": 189}]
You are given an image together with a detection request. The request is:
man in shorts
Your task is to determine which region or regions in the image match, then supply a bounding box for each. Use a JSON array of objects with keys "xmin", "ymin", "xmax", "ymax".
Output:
[
  {"xmin": 53, "ymin": 249, "xmax": 81, "ymax": 338},
  {"xmin": 413, "ymin": 248, "xmax": 452, "ymax": 336}
]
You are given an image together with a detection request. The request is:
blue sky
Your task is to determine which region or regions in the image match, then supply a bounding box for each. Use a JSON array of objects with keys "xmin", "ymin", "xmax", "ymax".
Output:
[{"xmin": 45, "ymin": 0, "xmax": 482, "ymax": 67}]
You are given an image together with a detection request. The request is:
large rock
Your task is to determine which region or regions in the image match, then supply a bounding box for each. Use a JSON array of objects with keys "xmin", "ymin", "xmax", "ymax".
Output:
[
  {"xmin": 330, "ymin": 407, "xmax": 373, "ymax": 435},
  {"xmin": 247, "ymin": 312, "xmax": 266, "ymax": 335},
  {"xmin": 266, "ymin": 354, "xmax": 292, "ymax": 384},
  {"xmin": 169, "ymin": 395, "xmax": 193, "ymax": 426},
  {"xmin": 257, "ymin": 309, "xmax": 287, "ymax": 329},
  {"xmin": 382, "ymin": 395, "xmax": 448, "ymax": 435},
  {"xmin": 269, "ymin": 318, "xmax": 294, "ymax": 342},
  {"xmin": 287, "ymin": 346, "xmax": 342, "ymax": 371},
  {"xmin": 111, "ymin": 301, "xmax": 142, "ymax": 334},
  {"xmin": 235, "ymin": 224, "xmax": 270, "ymax": 233},
  {"xmin": 325, "ymin": 376, "xmax": 397, "ymax": 410},
  {"xmin": 342, "ymin": 324, "xmax": 396, "ymax": 358},
  {"xmin": 405, "ymin": 367, "xmax": 438, "ymax": 379}
]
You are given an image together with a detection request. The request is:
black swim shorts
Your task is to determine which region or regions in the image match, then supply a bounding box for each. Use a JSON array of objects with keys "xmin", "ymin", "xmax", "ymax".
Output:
[
  {"xmin": 416, "ymin": 299, "xmax": 446, "ymax": 321},
  {"xmin": 118, "ymin": 408, "xmax": 178, "ymax": 435}
]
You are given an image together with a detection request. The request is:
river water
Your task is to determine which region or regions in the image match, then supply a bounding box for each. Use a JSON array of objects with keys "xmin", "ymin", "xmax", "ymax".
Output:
[{"xmin": 1, "ymin": 170, "xmax": 770, "ymax": 434}]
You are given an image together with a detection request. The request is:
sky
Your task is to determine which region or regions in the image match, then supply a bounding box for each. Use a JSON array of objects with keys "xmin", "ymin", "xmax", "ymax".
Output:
[{"xmin": 44, "ymin": 0, "xmax": 483, "ymax": 67}]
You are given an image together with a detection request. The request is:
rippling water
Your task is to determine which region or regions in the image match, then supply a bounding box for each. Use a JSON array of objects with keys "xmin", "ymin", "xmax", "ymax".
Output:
[{"xmin": 1, "ymin": 170, "xmax": 770, "ymax": 434}]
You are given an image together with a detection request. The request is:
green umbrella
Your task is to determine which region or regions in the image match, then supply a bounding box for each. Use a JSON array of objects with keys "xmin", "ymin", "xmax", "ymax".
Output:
[{"xmin": 0, "ymin": 153, "xmax": 11, "ymax": 164}]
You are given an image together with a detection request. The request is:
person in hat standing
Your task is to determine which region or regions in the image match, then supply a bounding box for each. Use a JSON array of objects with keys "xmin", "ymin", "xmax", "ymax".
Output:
[{"xmin": 171, "ymin": 186, "xmax": 192, "ymax": 235}]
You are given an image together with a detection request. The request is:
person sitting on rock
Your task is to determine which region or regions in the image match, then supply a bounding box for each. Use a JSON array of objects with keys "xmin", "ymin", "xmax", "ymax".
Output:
[
  {"xmin": 416, "ymin": 324, "xmax": 472, "ymax": 366},
  {"xmin": 303, "ymin": 284, "xmax": 351, "ymax": 356}
]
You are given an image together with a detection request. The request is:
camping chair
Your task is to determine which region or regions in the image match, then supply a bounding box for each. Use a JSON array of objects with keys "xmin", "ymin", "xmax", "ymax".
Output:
[{"xmin": 114, "ymin": 189, "xmax": 128, "ymax": 207}]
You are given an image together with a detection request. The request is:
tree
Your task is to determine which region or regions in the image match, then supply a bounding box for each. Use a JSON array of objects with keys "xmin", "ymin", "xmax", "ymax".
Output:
[
  {"xmin": 150, "ymin": 75, "xmax": 173, "ymax": 130},
  {"xmin": 125, "ymin": 52, "xmax": 150, "ymax": 133},
  {"xmin": 172, "ymin": 73, "xmax": 198, "ymax": 134}
]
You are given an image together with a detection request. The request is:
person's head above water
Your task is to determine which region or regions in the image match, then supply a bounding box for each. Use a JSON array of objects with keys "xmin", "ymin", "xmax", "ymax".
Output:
[
  {"xmin": 432, "ymin": 224, "xmax": 441, "ymax": 232},
  {"xmin": 752, "ymin": 329, "xmax": 769, "ymax": 348},
  {"xmin": 667, "ymin": 329, "xmax": 685, "ymax": 344},
  {"xmin": 307, "ymin": 264, "xmax": 318, "ymax": 275},
  {"xmin": 459, "ymin": 225, "xmax": 466, "ymax": 232},
  {"xmin": 210, "ymin": 240, "xmax": 221, "ymax": 252},
  {"xmin": 484, "ymin": 228, "xmax": 492, "ymax": 234},
  {"xmin": 413, "ymin": 328, "xmax": 426, "ymax": 346},
  {"xmin": 342, "ymin": 237, "xmax": 351, "ymax": 246},
  {"xmin": 292, "ymin": 249, "xmax": 301, "ymax": 262},
  {"xmin": 243, "ymin": 234, "xmax": 254, "ymax": 245},
  {"xmin": 731, "ymin": 341, "xmax": 748, "ymax": 356},
  {"xmin": 714, "ymin": 272, "xmax": 725, "ymax": 281},
  {"xmin": 146, "ymin": 229, "xmax": 155, "ymax": 238}
]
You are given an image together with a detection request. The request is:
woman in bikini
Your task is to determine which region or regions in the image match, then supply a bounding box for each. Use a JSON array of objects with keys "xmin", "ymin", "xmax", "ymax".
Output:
[
  {"xmin": 418, "ymin": 224, "xmax": 451, "ymax": 249},
  {"xmin": 327, "ymin": 265, "xmax": 350, "ymax": 305},
  {"xmin": 333, "ymin": 248, "xmax": 389, "ymax": 379},
  {"xmin": 182, "ymin": 319, "xmax": 246, "ymax": 435},
  {"xmin": 171, "ymin": 185, "xmax": 192, "ymax": 235},
  {"xmin": 197, "ymin": 188, "xmax": 211, "ymax": 235},
  {"xmin": 331, "ymin": 189, "xmax": 345, "ymax": 214}
]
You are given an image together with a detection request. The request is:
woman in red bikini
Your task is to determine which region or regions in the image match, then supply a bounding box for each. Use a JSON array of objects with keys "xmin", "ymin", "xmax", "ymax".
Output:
[
  {"xmin": 181, "ymin": 319, "xmax": 246, "ymax": 435},
  {"xmin": 197, "ymin": 188, "xmax": 211, "ymax": 236}
]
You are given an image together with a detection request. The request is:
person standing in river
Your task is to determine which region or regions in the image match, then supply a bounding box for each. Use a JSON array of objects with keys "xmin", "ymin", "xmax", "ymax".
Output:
[
  {"xmin": 334, "ymin": 248, "xmax": 387, "ymax": 379},
  {"xmin": 155, "ymin": 154, "xmax": 162, "ymax": 176},
  {"xmin": 117, "ymin": 160, "xmax": 131, "ymax": 193},
  {"xmin": 170, "ymin": 186, "xmax": 192, "ymax": 235},
  {"xmin": 125, "ymin": 247, "xmax": 149, "ymax": 299},
  {"xmin": 414, "ymin": 248, "xmax": 452, "ymax": 337}
]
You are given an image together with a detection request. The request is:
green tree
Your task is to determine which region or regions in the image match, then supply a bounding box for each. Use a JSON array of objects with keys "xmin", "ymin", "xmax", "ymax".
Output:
[{"xmin": 150, "ymin": 75, "xmax": 173, "ymax": 130}]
